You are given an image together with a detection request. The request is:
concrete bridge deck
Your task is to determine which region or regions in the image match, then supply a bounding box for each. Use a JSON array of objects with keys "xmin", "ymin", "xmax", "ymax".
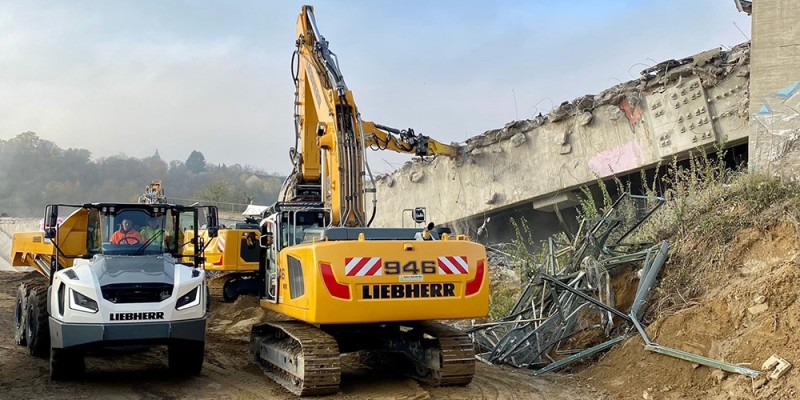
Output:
[{"xmin": 370, "ymin": 44, "xmax": 751, "ymax": 234}]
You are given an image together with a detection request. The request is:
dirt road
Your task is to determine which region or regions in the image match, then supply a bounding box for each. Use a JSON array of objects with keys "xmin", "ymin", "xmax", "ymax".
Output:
[{"xmin": 0, "ymin": 272, "xmax": 604, "ymax": 400}]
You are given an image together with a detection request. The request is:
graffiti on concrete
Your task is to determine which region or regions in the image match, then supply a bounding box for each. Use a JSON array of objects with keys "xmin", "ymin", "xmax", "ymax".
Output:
[
  {"xmin": 587, "ymin": 140, "xmax": 646, "ymax": 177},
  {"xmin": 753, "ymin": 81, "xmax": 800, "ymax": 161}
]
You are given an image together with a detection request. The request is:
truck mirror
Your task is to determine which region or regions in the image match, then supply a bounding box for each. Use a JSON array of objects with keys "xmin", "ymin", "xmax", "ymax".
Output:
[
  {"xmin": 412, "ymin": 207, "xmax": 426, "ymax": 223},
  {"xmin": 206, "ymin": 206, "xmax": 219, "ymax": 238},
  {"xmin": 43, "ymin": 205, "xmax": 58, "ymax": 239},
  {"xmin": 260, "ymin": 232, "xmax": 274, "ymax": 248}
]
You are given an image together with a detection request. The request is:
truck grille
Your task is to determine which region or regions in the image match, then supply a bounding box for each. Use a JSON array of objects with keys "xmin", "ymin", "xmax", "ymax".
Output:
[{"xmin": 101, "ymin": 283, "xmax": 173, "ymax": 304}]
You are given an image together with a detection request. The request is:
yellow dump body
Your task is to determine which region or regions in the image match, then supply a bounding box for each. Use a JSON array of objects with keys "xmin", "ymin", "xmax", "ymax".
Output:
[
  {"xmin": 261, "ymin": 236, "xmax": 489, "ymax": 324},
  {"xmin": 11, "ymin": 231, "xmax": 54, "ymax": 276},
  {"xmin": 185, "ymin": 228, "xmax": 260, "ymax": 273},
  {"xmin": 11, "ymin": 208, "xmax": 89, "ymax": 277}
]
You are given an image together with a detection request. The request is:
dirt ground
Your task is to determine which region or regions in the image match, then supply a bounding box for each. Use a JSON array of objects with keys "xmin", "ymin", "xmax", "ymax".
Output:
[
  {"xmin": 5, "ymin": 219, "xmax": 799, "ymax": 399},
  {"xmin": 0, "ymin": 271, "xmax": 604, "ymax": 400},
  {"xmin": 581, "ymin": 221, "xmax": 800, "ymax": 399}
]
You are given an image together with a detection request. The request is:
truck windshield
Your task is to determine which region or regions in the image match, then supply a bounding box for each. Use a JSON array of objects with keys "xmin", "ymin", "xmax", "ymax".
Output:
[{"xmin": 88, "ymin": 208, "xmax": 177, "ymax": 256}]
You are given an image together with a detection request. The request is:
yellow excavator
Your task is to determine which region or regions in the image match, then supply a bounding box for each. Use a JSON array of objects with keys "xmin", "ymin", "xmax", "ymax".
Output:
[
  {"xmin": 248, "ymin": 5, "xmax": 489, "ymax": 395},
  {"xmin": 137, "ymin": 179, "xmax": 167, "ymax": 204}
]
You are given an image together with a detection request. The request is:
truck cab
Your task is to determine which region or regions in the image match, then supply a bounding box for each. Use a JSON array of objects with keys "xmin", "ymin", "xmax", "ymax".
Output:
[{"xmin": 12, "ymin": 202, "xmax": 218, "ymax": 380}]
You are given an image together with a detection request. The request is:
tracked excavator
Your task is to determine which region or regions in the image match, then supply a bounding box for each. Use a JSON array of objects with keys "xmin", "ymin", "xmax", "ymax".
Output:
[{"xmin": 248, "ymin": 5, "xmax": 489, "ymax": 395}]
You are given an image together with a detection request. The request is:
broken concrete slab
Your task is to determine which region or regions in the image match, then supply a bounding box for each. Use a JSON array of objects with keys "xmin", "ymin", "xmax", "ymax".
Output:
[
  {"xmin": 748, "ymin": 303, "xmax": 769, "ymax": 316},
  {"xmin": 762, "ymin": 354, "xmax": 792, "ymax": 380},
  {"xmin": 577, "ymin": 111, "xmax": 593, "ymax": 126},
  {"xmin": 511, "ymin": 132, "xmax": 526, "ymax": 147}
]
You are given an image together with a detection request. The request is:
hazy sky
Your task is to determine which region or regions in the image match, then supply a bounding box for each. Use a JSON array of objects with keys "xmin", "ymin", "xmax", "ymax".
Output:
[{"xmin": 0, "ymin": 1, "xmax": 751, "ymax": 174}]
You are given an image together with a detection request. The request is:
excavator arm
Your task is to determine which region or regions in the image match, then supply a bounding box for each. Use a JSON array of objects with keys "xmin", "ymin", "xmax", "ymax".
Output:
[
  {"xmin": 290, "ymin": 5, "xmax": 461, "ymax": 226},
  {"xmin": 361, "ymin": 121, "xmax": 461, "ymax": 158}
]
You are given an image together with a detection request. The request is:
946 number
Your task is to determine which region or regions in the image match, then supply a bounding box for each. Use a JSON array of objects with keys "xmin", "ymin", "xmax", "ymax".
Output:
[{"xmin": 384, "ymin": 260, "xmax": 436, "ymax": 275}]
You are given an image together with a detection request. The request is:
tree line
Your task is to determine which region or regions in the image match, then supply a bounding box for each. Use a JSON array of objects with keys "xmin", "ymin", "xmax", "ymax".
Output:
[{"xmin": 0, "ymin": 132, "xmax": 285, "ymax": 217}]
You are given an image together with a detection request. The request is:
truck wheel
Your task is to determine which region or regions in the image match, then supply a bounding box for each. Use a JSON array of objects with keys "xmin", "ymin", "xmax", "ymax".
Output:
[
  {"xmin": 26, "ymin": 286, "xmax": 50, "ymax": 358},
  {"xmin": 168, "ymin": 340, "xmax": 205, "ymax": 376},
  {"xmin": 14, "ymin": 283, "xmax": 29, "ymax": 345},
  {"xmin": 222, "ymin": 278, "xmax": 239, "ymax": 302},
  {"xmin": 50, "ymin": 348, "xmax": 85, "ymax": 381}
]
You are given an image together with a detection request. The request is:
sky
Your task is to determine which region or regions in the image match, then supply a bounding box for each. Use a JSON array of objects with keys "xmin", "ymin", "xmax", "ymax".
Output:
[{"xmin": 0, "ymin": 1, "xmax": 752, "ymax": 174}]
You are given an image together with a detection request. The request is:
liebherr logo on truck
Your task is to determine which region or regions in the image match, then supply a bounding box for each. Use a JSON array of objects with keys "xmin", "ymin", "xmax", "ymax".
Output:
[{"xmin": 110, "ymin": 312, "xmax": 165, "ymax": 321}]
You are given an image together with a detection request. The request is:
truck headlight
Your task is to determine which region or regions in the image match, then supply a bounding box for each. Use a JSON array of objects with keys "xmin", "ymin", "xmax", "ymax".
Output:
[
  {"xmin": 176, "ymin": 286, "xmax": 201, "ymax": 310},
  {"xmin": 69, "ymin": 289, "xmax": 98, "ymax": 313}
]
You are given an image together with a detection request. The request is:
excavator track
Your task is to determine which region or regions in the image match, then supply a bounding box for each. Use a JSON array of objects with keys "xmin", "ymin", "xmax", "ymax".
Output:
[
  {"xmin": 250, "ymin": 321, "xmax": 340, "ymax": 396},
  {"xmin": 351, "ymin": 321, "xmax": 476, "ymax": 387},
  {"xmin": 415, "ymin": 322, "xmax": 476, "ymax": 386}
]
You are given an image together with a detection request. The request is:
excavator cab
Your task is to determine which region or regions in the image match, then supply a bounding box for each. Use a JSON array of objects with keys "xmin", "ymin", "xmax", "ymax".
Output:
[{"xmin": 260, "ymin": 203, "xmax": 330, "ymax": 303}]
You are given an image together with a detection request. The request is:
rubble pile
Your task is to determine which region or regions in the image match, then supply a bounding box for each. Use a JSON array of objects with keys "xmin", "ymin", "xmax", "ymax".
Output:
[
  {"xmin": 470, "ymin": 192, "xmax": 761, "ymax": 378},
  {"xmin": 581, "ymin": 206, "xmax": 800, "ymax": 398}
]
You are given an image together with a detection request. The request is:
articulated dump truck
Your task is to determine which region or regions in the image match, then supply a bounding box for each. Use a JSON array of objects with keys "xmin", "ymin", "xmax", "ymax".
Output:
[{"xmin": 11, "ymin": 202, "xmax": 218, "ymax": 380}]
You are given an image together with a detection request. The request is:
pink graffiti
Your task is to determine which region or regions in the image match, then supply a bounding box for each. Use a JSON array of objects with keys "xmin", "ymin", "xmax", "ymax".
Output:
[{"xmin": 587, "ymin": 141, "xmax": 645, "ymax": 177}]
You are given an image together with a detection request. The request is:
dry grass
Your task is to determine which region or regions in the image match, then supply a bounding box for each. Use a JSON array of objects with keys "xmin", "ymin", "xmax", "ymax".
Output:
[
  {"xmin": 647, "ymin": 172, "xmax": 800, "ymax": 320},
  {"xmin": 492, "ymin": 147, "xmax": 800, "ymax": 324}
]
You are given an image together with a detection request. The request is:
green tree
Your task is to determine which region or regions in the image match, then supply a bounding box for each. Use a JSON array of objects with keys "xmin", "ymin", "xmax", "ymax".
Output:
[
  {"xmin": 193, "ymin": 179, "xmax": 230, "ymax": 203},
  {"xmin": 0, "ymin": 132, "xmax": 285, "ymax": 216},
  {"xmin": 186, "ymin": 150, "xmax": 206, "ymax": 173}
]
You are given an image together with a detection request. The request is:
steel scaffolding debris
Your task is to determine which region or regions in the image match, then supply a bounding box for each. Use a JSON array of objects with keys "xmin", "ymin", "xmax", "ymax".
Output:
[{"xmin": 470, "ymin": 193, "xmax": 760, "ymax": 377}]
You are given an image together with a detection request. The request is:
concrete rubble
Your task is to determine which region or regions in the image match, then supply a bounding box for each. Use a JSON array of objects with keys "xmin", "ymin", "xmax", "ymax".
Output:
[{"xmin": 459, "ymin": 42, "xmax": 750, "ymax": 157}]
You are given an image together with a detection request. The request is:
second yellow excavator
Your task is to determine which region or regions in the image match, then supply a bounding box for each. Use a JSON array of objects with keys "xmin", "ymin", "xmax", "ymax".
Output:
[{"xmin": 247, "ymin": 6, "xmax": 489, "ymax": 395}]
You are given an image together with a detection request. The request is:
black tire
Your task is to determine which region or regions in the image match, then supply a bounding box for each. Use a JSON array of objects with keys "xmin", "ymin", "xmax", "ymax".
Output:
[
  {"xmin": 222, "ymin": 278, "xmax": 239, "ymax": 302},
  {"xmin": 26, "ymin": 285, "xmax": 50, "ymax": 358},
  {"xmin": 168, "ymin": 340, "xmax": 205, "ymax": 377},
  {"xmin": 50, "ymin": 348, "xmax": 85, "ymax": 381},
  {"xmin": 14, "ymin": 283, "xmax": 30, "ymax": 346}
]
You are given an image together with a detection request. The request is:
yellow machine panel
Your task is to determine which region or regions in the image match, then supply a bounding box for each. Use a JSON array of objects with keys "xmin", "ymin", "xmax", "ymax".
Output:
[
  {"xmin": 11, "ymin": 207, "xmax": 89, "ymax": 274},
  {"xmin": 262, "ymin": 239, "xmax": 488, "ymax": 324},
  {"xmin": 186, "ymin": 229, "xmax": 260, "ymax": 273}
]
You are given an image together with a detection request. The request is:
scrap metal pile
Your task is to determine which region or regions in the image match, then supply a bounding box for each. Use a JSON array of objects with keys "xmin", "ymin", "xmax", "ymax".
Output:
[{"xmin": 470, "ymin": 193, "xmax": 760, "ymax": 377}]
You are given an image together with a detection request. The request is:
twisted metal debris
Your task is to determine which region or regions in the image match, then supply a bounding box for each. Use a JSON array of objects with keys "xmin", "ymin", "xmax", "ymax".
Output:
[{"xmin": 470, "ymin": 193, "xmax": 760, "ymax": 377}]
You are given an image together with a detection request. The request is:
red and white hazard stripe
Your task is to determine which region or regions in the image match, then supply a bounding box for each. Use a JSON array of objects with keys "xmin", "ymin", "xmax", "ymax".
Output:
[
  {"xmin": 212, "ymin": 236, "xmax": 226, "ymax": 266},
  {"xmin": 345, "ymin": 257, "xmax": 383, "ymax": 276},
  {"xmin": 438, "ymin": 256, "xmax": 469, "ymax": 275}
]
